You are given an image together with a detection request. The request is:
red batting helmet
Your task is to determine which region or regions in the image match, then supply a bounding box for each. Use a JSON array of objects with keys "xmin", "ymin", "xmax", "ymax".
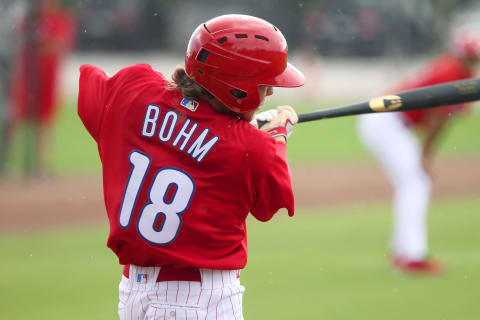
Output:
[
  {"xmin": 450, "ymin": 29, "xmax": 480, "ymax": 60},
  {"xmin": 185, "ymin": 14, "xmax": 304, "ymax": 114}
]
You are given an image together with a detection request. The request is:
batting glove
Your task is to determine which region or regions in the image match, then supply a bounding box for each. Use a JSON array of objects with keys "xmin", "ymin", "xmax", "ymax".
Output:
[
  {"xmin": 250, "ymin": 109, "xmax": 278, "ymax": 129},
  {"xmin": 256, "ymin": 106, "xmax": 298, "ymax": 142}
]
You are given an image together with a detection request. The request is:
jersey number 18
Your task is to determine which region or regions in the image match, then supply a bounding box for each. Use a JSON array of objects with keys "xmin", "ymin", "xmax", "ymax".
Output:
[{"xmin": 118, "ymin": 150, "xmax": 195, "ymax": 245}]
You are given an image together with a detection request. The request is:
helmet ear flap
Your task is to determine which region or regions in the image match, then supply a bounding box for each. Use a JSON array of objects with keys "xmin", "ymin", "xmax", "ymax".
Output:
[
  {"xmin": 230, "ymin": 89, "xmax": 247, "ymax": 99},
  {"xmin": 228, "ymin": 86, "xmax": 260, "ymax": 114}
]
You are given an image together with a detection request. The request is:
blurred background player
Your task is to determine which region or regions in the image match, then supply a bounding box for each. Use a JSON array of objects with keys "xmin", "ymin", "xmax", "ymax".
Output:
[
  {"xmin": 5, "ymin": 0, "xmax": 75, "ymax": 178},
  {"xmin": 78, "ymin": 14, "xmax": 303, "ymax": 319},
  {"xmin": 0, "ymin": 1, "xmax": 24, "ymax": 176},
  {"xmin": 357, "ymin": 27, "xmax": 480, "ymax": 275}
]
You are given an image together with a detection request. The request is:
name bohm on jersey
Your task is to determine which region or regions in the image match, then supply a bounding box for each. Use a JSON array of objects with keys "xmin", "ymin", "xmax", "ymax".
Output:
[{"xmin": 141, "ymin": 104, "xmax": 219, "ymax": 162}]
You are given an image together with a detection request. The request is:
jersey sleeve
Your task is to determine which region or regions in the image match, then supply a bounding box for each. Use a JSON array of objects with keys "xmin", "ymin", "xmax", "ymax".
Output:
[
  {"xmin": 78, "ymin": 63, "xmax": 167, "ymax": 141},
  {"xmin": 250, "ymin": 139, "xmax": 294, "ymax": 222},
  {"xmin": 77, "ymin": 64, "xmax": 110, "ymax": 141}
]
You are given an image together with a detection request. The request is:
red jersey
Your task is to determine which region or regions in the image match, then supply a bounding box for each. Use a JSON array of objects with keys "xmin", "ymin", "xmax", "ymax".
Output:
[
  {"xmin": 11, "ymin": 7, "xmax": 76, "ymax": 123},
  {"xmin": 78, "ymin": 64, "xmax": 294, "ymax": 270},
  {"xmin": 394, "ymin": 54, "xmax": 473, "ymax": 126}
]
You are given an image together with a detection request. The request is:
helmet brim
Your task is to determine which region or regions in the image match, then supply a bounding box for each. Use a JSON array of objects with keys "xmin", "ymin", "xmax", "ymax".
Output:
[{"xmin": 266, "ymin": 63, "xmax": 305, "ymax": 88}]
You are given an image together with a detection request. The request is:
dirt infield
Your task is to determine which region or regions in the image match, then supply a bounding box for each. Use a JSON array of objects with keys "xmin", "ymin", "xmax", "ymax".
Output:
[
  {"xmin": 292, "ymin": 156, "xmax": 480, "ymax": 206},
  {"xmin": 1, "ymin": 156, "xmax": 479, "ymax": 233}
]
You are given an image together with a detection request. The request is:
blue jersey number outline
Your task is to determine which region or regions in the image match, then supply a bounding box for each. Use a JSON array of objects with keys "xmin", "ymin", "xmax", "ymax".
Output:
[{"xmin": 118, "ymin": 150, "xmax": 195, "ymax": 245}]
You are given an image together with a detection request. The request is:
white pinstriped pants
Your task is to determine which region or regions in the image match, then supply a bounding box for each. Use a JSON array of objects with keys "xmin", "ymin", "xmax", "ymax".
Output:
[{"xmin": 118, "ymin": 265, "xmax": 245, "ymax": 320}]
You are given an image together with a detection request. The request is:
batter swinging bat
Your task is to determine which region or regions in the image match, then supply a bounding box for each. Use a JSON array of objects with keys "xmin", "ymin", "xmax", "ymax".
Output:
[{"xmin": 297, "ymin": 77, "xmax": 480, "ymax": 123}]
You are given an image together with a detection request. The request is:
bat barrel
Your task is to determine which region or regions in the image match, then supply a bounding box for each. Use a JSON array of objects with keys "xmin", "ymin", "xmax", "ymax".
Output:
[
  {"xmin": 397, "ymin": 78, "xmax": 480, "ymax": 111},
  {"xmin": 297, "ymin": 77, "xmax": 480, "ymax": 123}
]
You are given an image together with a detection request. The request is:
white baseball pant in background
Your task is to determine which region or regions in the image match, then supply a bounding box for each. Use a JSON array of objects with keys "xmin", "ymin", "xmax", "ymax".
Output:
[
  {"xmin": 357, "ymin": 112, "xmax": 432, "ymax": 261},
  {"xmin": 119, "ymin": 265, "xmax": 244, "ymax": 320}
]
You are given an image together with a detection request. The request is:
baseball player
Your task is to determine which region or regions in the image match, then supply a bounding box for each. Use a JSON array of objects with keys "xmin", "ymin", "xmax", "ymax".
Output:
[
  {"xmin": 78, "ymin": 14, "xmax": 304, "ymax": 319},
  {"xmin": 357, "ymin": 29, "xmax": 479, "ymax": 275},
  {"xmin": 9, "ymin": 0, "xmax": 75, "ymax": 177}
]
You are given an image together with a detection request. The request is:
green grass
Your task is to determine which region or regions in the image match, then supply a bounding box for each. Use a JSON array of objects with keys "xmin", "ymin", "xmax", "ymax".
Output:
[
  {"xmin": 288, "ymin": 115, "xmax": 371, "ymax": 163},
  {"xmin": 1, "ymin": 196, "xmax": 479, "ymax": 320},
  {"xmin": 0, "ymin": 225, "xmax": 120, "ymax": 320},
  {"xmin": 436, "ymin": 109, "xmax": 480, "ymax": 156},
  {"xmin": 5, "ymin": 101, "xmax": 101, "ymax": 175},
  {"xmin": 51, "ymin": 102, "xmax": 101, "ymax": 174},
  {"xmin": 243, "ymin": 196, "xmax": 480, "ymax": 319},
  {"xmin": 4, "ymin": 101, "xmax": 480, "ymax": 173}
]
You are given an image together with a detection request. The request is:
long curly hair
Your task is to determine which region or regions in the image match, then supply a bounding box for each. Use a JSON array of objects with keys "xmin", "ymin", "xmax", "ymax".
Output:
[{"xmin": 169, "ymin": 66, "xmax": 213, "ymax": 100}]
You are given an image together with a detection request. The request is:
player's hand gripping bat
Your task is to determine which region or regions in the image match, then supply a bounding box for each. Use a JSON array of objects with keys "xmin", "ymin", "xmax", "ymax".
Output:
[{"xmin": 296, "ymin": 77, "xmax": 480, "ymax": 123}]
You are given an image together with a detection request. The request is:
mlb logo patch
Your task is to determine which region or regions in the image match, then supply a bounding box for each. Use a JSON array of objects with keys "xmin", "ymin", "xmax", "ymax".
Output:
[
  {"xmin": 180, "ymin": 98, "xmax": 199, "ymax": 112},
  {"xmin": 136, "ymin": 273, "xmax": 148, "ymax": 284}
]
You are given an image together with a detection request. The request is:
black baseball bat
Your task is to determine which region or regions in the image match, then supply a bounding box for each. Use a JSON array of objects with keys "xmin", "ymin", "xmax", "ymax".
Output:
[{"xmin": 297, "ymin": 77, "xmax": 480, "ymax": 123}]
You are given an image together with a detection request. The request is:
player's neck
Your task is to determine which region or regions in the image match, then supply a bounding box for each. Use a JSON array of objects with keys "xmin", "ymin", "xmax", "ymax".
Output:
[
  {"xmin": 207, "ymin": 97, "xmax": 235, "ymax": 116},
  {"xmin": 204, "ymin": 96, "xmax": 253, "ymax": 121}
]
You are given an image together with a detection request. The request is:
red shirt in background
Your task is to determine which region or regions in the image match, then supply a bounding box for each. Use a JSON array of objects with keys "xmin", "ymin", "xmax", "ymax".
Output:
[
  {"xmin": 392, "ymin": 54, "xmax": 473, "ymax": 127},
  {"xmin": 78, "ymin": 64, "xmax": 294, "ymax": 270},
  {"xmin": 11, "ymin": 5, "xmax": 76, "ymax": 124}
]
